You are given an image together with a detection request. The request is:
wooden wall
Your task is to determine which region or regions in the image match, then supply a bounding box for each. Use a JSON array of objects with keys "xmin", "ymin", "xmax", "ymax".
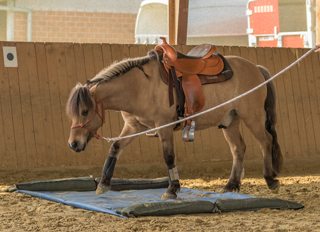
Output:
[{"xmin": 0, "ymin": 42, "xmax": 319, "ymax": 170}]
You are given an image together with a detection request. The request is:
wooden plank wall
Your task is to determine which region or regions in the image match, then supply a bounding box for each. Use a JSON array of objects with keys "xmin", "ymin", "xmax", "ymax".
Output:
[{"xmin": 0, "ymin": 42, "xmax": 319, "ymax": 170}]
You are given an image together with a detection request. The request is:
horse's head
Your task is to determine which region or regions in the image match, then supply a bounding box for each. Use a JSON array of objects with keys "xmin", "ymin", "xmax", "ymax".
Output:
[{"xmin": 66, "ymin": 83, "xmax": 105, "ymax": 152}]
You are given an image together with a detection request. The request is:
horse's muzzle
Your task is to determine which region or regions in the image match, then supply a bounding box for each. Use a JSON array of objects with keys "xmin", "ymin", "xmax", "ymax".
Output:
[{"xmin": 68, "ymin": 140, "xmax": 87, "ymax": 152}]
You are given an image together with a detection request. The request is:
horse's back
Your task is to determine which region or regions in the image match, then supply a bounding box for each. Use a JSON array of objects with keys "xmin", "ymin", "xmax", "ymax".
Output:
[{"xmin": 194, "ymin": 55, "xmax": 268, "ymax": 129}]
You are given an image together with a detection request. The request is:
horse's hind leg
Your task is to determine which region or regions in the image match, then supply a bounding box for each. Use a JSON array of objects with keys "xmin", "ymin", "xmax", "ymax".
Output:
[
  {"xmin": 157, "ymin": 126, "xmax": 180, "ymax": 199},
  {"xmin": 221, "ymin": 117, "xmax": 246, "ymax": 193},
  {"xmin": 241, "ymin": 111, "xmax": 280, "ymax": 193}
]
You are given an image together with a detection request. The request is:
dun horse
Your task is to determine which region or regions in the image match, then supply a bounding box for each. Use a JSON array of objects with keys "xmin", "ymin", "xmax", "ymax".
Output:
[{"xmin": 66, "ymin": 46, "xmax": 283, "ymax": 199}]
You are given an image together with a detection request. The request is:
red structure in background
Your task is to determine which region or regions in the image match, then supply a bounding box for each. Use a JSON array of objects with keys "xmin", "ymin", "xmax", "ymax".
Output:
[
  {"xmin": 249, "ymin": 0, "xmax": 279, "ymax": 35},
  {"xmin": 248, "ymin": 0, "xmax": 280, "ymax": 47},
  {"xmin": 247, "ymin": 0, "xmax": 315, "ymax": 48},
  {"xmin": 282, "ymin": 36, "xmax": 304, "ymax": 47}
]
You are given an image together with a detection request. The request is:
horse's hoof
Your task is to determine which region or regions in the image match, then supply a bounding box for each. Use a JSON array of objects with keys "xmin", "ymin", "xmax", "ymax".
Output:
[
  {"xmin": 220, "ymin": 183, "xmax": 241, "ymax": 193},
  {"xmin": 161, "ymin": 192, "xmax": 177, "ymax": 199},
  {"xmin": 267, "ymin": 179, "xmax": 280, "ymax": 194},
  {"xmin": 96, "ymin": 184, "xmax": 111, "ymax": 195},
  {"xmin": 270, "ymin": 183, "xmax": 280, "ymax": 194},
  {"xmin": 220, "ymin": 187, "xmax": 230, "ymax": 193},
  {"xmin": 220, "ymin": 187, "xmax": 239, "ymax": 193}
]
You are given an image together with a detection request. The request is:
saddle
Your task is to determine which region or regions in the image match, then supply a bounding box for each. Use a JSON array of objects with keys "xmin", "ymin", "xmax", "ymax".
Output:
[{"xmin": 154, "ymin": 37, "xmax": 233, "ymax": 141}]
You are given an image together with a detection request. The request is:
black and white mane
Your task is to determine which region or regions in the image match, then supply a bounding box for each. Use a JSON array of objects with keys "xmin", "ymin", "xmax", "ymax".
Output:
[{"xmin": 88, "ymin": 50, "xmax": 158, "ymax": 85}]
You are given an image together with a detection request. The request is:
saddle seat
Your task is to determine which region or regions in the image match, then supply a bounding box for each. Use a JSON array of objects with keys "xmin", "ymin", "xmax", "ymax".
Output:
[
  {"xmin": 160, "ymin": 41, "xmax": 215, "ymax": 60},
  {"xmin": 154, "ymin": 37, "xmax": 233, "ymax": 141},
  {"xmin": 156, "ymin": 37, "xmax": 223, "ymax": 78},
  {"xmin": 185, "ymin": 44, "xmax": 215, "ymax": 58}
]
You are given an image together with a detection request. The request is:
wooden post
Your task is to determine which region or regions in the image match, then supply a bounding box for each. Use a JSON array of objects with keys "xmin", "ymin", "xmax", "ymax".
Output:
[
  {"xmin": 317, "ymin": 0, "xmax": 320, "ymax": 44},
  {"xmin": 168, "ymin": 0, "xmax": 177, "ymax": 45},
  {"xmin": 177, "ymin": 0, "xmax": 189, "ymax": 45},
  {"xmin": 168, "ymin": 0, "xmax": 189, "ymax": 45}
]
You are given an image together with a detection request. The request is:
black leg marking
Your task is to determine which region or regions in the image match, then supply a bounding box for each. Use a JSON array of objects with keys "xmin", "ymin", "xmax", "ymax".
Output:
[
  {"xmin": 96, "ymin": 156, "xmax": 117, "ymax": 194},
  {"xmin": 102, "ymin": 156, "xmax": 117, "ymax": 180}
]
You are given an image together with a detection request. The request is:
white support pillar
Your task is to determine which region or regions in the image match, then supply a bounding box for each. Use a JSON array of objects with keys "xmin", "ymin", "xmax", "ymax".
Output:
[
  {"xmin": 27, "ymin": 11, "xmax": 32, "ymax": 41},
  {"xmin": 1, "ymin": 0, "xmax": 33, "ymax": 42},
  {"xmin": 306, "ymin": 0, "xmax": 316, "ymax": 47},
  {"xmin": 6, "ymin": 0, "xmax": 14, "ymax": 41},
  {"xmin": 246, "ymin": 0, "xmax": 258, "ymax": 47}
]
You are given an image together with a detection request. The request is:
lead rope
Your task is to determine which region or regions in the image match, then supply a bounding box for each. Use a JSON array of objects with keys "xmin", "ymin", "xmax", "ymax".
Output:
[{"xmin": 102, "ymin": 47, "xmax": 317, "ymax": 142}]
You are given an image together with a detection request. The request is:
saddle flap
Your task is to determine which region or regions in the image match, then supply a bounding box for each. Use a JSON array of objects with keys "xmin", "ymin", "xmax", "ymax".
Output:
[{"xmin": 181, "ymin": 74, "xmax": 205, "ymax": 114}]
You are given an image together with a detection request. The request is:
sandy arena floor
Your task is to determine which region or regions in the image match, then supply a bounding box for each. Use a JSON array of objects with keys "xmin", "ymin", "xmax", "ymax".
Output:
[{"xmin": 1, "ymin": 159, "xmax": 320, "ymax": 231}]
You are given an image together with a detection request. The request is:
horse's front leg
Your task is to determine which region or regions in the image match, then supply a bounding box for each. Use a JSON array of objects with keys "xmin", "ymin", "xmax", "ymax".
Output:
[
  {"xmin": 96, "ymin": 115, "xmax": 146, "ymax": 194},
  {"xmin": 158, "ymin": 127, "xmax": 180, "ymax": 199},
  {"xmin": 95, "ymin": 139, "xmax": 122, "ymax": 194}
]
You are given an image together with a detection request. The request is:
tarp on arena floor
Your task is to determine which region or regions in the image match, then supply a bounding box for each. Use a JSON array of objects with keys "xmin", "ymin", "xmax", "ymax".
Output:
[{"xmin": 8, "ymin": 177, "xmax": 304, "ymax": 217}]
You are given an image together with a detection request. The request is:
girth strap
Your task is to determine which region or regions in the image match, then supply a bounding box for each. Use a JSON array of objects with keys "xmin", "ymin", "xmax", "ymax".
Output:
[
  {"xmin": 170, "ymin": 66, "xmax": 185, "ymax": 113},
  {"xmin": 168, "ymin": 66, "xmax": 174, "ymax": 107}
]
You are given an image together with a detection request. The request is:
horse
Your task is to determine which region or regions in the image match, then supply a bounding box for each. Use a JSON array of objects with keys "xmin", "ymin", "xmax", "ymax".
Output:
[{"xmin": 66, "ymin": 49, "xmax": 283, "ymax": 199}]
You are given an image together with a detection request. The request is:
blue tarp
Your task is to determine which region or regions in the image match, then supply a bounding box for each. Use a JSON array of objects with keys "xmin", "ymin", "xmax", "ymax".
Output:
[{"xmin": 16, "ymin": 187, "xmax": 255, "ymax": 218}]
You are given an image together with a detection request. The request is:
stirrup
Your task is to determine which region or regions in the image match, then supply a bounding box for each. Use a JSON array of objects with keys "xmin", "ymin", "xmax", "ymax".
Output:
[
  {"xmin": 146, "ymin": 132, "xmax": 159, "ymax": 137},
  {"xmin": 182, "ymin": 121, "xmax": 195, "ymax": 142}
]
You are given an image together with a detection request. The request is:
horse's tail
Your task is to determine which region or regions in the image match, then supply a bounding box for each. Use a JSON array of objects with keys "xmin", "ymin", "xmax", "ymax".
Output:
[{"xmin": 257, "ymin": 65, "xmax": 283, "ymax": 177}]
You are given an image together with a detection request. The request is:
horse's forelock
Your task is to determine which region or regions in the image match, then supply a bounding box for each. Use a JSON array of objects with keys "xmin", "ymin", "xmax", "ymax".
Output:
[{"xmin": 66, "ymin": 83, "xmax": 94, "ymax": 119}]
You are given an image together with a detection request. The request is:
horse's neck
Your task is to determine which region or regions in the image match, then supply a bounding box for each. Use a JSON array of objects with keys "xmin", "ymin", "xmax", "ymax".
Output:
[{"xmin": 95, "ymin": 67, "xmax": 149, "ymax": 113}]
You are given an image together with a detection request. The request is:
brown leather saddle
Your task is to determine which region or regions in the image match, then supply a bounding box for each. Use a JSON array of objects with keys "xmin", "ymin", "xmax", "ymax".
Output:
[{"xmin": 154, "ymin": 37, "xmax": 233, "ymax": 141}]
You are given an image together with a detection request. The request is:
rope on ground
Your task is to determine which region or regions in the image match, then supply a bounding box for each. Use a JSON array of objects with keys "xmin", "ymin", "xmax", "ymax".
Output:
[{"xmin": 104, "ymin": 47, "xmax": 317, "ymax": 142}]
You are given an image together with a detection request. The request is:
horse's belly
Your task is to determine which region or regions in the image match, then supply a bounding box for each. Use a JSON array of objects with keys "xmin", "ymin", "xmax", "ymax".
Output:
[
  {"xmin": 189, "ymin": 82, "xmax": 235, "ymax": 130},
  {"xmin": 192, "ymin": 108, "xmax": 233, "ymax": 131}
]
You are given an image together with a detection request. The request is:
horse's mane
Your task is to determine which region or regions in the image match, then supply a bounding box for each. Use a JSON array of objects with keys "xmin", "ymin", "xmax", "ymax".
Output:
[{"xmin": 88, "ymin": 49, "xmax": 159, "ymax": 85}]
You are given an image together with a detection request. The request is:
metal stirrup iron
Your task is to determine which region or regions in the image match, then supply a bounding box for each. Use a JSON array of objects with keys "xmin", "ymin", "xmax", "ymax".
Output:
[{"xmin": 182, "ymin": 120, "xmax": 195, "ymax": 142}]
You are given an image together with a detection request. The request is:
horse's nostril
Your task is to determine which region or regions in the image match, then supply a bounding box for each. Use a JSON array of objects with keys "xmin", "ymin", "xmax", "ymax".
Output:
[{"xmin": 71, "ymin": 140, "xmax": 78, "ymax": 149}]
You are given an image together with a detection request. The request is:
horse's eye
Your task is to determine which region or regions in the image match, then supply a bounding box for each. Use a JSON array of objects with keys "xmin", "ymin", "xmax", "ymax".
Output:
[{"xmin": 81, "ymin": 110, "xmax": 89, "ymax": 116}]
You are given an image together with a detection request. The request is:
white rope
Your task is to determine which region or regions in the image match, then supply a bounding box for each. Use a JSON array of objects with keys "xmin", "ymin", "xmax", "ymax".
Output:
[{"xmin": 104, "ymin": 47, "xmax": 317, "ymax": 142}]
